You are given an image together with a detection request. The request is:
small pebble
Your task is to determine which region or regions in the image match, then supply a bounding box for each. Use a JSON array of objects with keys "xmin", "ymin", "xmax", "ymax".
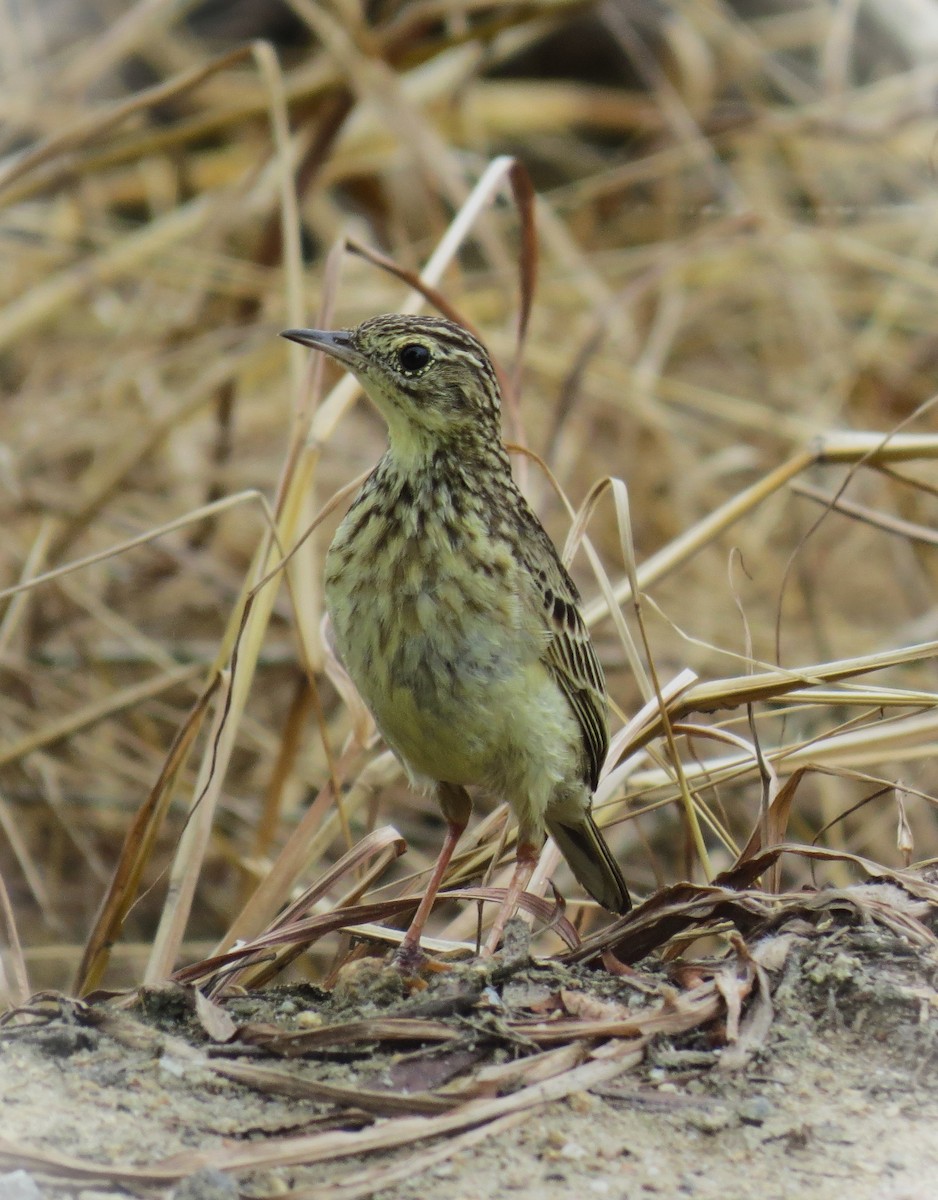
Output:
[
  {"xmin": 0, "ymin": 1170, "xmax": 42, "ymax": 1200},
  {"xmin": 158, "ymin": 1054, "xmax": 188, "ymax": 1079},
  {"xmin": 685, "ymin": 1108, "xmax": 732, "ymax": 1134},
  {"xmin": 738, "ymin": 1096, "xmax": 773, "ymax": 1126},
  {"xmin": 567, "ymin": 1090, "xmax": 596, "ymax": 1115}
]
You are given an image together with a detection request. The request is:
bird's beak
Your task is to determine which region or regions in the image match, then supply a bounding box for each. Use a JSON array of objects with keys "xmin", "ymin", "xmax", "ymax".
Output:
[{"xmin": 280, "ymin": 327, "xmax": 362, "ymax": 371}]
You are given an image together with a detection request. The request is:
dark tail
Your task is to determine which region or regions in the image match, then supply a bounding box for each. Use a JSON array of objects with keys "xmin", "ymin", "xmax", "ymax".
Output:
[{"xmin": 547, "ymin": 812, "xmax": 632, "ymax": 915}]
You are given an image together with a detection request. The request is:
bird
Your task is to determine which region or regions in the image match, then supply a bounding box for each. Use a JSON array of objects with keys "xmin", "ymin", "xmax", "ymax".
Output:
[{"xmin": 281, "ymin": 314, "xmax": 631, "ymax": 964}]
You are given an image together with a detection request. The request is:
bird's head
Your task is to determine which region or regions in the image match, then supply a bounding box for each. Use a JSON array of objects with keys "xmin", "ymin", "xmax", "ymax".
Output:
[{"xmin": 282, "ymin": 314, "xmax": 503, "ymax": 458}]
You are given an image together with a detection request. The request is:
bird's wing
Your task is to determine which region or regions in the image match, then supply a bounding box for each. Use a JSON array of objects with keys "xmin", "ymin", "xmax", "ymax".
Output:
[{"xmin": 517, "ymin": 511, "xmax": 609, "ymax": 792}]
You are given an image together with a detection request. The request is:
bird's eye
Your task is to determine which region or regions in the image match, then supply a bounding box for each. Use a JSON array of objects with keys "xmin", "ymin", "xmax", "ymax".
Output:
[{"xmin": 397, "ymin": 342, "xmax": 431, "ymax": 373}]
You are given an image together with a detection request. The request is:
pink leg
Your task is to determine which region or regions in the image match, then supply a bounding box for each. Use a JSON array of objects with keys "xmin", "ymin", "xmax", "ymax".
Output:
[
  {"xmin": 482, "ymin": 840, "xmax": 540, "ymax": 957},
  {"xmin": 394, "ymin": 783, "xmax": 470, "ymax": 971}
]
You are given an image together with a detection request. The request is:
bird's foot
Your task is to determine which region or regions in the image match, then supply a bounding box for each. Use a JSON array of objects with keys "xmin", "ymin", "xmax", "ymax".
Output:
[{"xmin": 389, "ymin": 939, "xmax": 455, "ymax": 986}]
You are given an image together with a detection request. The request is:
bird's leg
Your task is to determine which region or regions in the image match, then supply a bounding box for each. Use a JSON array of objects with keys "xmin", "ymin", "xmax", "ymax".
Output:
[
  {"xmin": 394, "ymin": 782, "xmax": 470, "ymax": 972},
  {"xmin": 481, "ymin": 839, "xmax": 540, "ymax": 957}
]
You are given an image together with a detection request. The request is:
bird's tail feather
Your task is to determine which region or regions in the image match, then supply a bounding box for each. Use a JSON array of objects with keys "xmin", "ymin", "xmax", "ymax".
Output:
[{"xmin": 547, "ymin": 812, "xmax": 632, "ymax": 915}]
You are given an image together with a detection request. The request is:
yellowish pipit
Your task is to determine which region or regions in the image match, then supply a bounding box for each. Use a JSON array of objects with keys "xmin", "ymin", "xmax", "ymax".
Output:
[{"xmin": 282, "ymin": 315, "xmax": 631, "ymax": 962}]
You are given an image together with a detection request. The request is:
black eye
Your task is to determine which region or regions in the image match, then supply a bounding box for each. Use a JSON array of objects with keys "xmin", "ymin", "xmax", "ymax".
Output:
[{"xmin": 397, "ymin": 342, "xmax": 430, "ymax": 373}]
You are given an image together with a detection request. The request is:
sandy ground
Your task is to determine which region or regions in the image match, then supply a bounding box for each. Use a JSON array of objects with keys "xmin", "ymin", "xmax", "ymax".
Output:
[{"xmin": 1, "ymin": 924, "xmax": 938, "ymax": 1200}]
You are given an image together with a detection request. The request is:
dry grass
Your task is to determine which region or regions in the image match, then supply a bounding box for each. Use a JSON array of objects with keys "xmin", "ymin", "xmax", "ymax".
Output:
[{"xmin": 2, "ymin": 0, "xmax": 938, "ymax": 1008}]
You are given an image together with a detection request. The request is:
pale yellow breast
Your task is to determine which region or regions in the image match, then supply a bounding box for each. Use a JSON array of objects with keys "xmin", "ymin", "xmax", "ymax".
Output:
[{"xmin": 325, "ymin": 478, "xmax": 541, "ymax": 782}]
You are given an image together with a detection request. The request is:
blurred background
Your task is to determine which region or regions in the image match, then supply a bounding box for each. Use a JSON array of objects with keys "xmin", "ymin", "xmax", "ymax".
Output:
[{"xmin": 3, "ymin": 0, "xmax": 938, "ymax": 994}]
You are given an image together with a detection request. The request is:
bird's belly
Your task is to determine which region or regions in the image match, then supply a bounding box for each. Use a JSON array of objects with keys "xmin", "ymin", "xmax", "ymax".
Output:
[{"xmin": 325, "ymin": 529, "xmax": 535, "ymax": 785}]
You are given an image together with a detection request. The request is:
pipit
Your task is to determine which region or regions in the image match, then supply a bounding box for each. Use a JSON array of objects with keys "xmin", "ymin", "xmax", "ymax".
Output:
[{"xmin": 282, "ymin": 314, "xmax": 631, "ymax": 962}]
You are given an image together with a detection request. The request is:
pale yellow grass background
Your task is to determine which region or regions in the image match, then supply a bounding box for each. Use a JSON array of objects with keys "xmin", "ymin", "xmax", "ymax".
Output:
[{"xmin": 2, "ymin": 0, "xmax": 938, "ymax": 996}]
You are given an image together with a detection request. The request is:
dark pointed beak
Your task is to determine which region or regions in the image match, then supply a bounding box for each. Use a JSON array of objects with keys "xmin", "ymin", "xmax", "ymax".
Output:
[{"xmin": 280, "ymin": 327, "xmax": 362, "ymax": 371}]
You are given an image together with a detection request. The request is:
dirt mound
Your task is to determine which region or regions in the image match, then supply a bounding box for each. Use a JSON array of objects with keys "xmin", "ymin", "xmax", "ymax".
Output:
[{"xmin": 3, "ymin": 900, "xmax": 938, "ymax": 1200}]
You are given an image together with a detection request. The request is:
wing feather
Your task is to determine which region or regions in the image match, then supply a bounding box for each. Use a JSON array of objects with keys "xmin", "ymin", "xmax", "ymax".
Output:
[{"xmin": 515, "ymin": 507, "xmax": 608, "ymax": 791}]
